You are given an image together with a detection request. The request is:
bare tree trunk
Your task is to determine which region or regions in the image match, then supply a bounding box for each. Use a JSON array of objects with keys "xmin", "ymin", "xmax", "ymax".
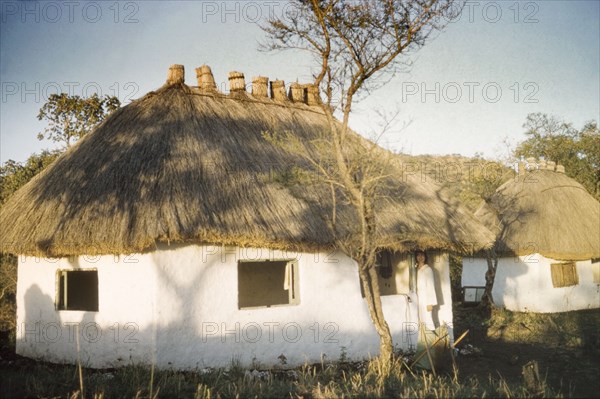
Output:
[
  {"xmin": 482, "ymin": 249, "xmax": 498, "ymax": 309},
  {"xmin": 319, "ymin": 94, "xmax": 394, "ymax": 365},
  {"xmin": 358, "ymin": 263, "xmax": 393, "ymax": 366}
]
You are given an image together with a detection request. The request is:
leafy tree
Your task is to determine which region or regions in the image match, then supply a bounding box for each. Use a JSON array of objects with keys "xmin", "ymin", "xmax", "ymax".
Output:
[
  {"xmin": 37, "ymin": 93, "xmax": 120, "ymax": 148},
  {"xmin": 0, "ymin": 150, "xmax": 61, "ymax": 204},
  {"xmin": 515, "ymin": 113, "xmax": 600, "ymax": 200},
  {"xmin": 262, "ymin": 0, "xmax": 461, "ymax": 366}
]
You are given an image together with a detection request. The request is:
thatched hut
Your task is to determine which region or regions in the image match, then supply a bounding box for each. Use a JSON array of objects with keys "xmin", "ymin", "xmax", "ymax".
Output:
[
  {"xmin": 1, "ymin": 65, "xmax": 493, "ymax": 369},
  {"xmin": 462, "ymin": 160, "xmax": 600, "ymax": 312}
]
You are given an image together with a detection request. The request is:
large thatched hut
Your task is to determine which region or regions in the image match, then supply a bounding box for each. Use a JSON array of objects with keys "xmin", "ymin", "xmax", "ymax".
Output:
[
  {"xmin": 462, "ymin": 159, "xmax": 600, "ymax": 312},
  {"xmin": 1, "ymin": 65, "xmax": 493, "ymax": 369}
]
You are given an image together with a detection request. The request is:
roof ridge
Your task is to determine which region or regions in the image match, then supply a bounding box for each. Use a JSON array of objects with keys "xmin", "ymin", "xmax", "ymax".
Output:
[{"xmin": 187, "ymin": 87, "xmax": 326, "ymax": 115}]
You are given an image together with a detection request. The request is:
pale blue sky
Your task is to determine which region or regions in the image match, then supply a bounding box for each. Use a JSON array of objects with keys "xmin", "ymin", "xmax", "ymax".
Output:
[{"xmin": 1, "ymin": 0, "xmax": 599, "ymax": 163}]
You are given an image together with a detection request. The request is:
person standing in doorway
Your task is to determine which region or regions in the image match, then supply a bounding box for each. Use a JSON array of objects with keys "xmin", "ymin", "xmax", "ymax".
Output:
[
  {"xmin": 413, "ymin": 249, "xmax": 441, "ymax": 370},
  {"xmin": 415, "ymin": 249, "xmax": 437, "ymax": 331}
]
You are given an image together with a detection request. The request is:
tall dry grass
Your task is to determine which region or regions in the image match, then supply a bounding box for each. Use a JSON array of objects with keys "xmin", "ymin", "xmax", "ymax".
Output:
[{"xmin": 1, "ymin": 354, "xmax": 559, "ymax": 398}]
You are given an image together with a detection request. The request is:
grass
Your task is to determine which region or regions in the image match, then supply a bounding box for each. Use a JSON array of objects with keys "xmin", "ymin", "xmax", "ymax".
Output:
[
  {"xmin": 3, "ymin": 303, "xmax": 595, "ymax": 397},
  {"xmin": 0, "ymin": 353, "xmax": 560, "ymax": 399}
]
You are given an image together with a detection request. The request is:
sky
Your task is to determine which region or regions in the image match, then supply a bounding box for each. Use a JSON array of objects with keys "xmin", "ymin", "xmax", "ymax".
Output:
[{"xmin": 1, "ymin": 0, "xmax": 599, "ymax": 164}]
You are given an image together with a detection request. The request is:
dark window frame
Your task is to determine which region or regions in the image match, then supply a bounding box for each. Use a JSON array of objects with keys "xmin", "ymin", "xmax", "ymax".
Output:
[
  {"xmin": 56, "ymin": 269, "xmax": 99, "ymax": 311},
  {"xmin": 462, "ymin": 286, "xmax": 486, "ymax": 303},
  {"xmin": 237, "ymin": 259, "xmax": 300, "ymax": 309},
  {"xmin": 376, "ymin": 251, "xmax": 393, "ymax": 279}
]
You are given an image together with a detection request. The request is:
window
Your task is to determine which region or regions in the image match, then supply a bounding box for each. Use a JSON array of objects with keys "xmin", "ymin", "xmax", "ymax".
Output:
[
  {"xmin": 376, "ymin": 251, "xmax": 393, "ymax": 279},
  {"xmin": 360, "ymin": 251, "xmax": 411, "ymax": 297},
  {"xmin": 238, "ymin": 260, "xmax": 299, "ymax": 309},
  {"xmin": 57, "ymin": 269, "xmax": 99, "ymax": 311},
  {"xmin": 463, "ymin": 286, "xmax": 486, "ymax": 304},
  {"xmin": 550, "ymin": 262, "xmax": 578, "ymax": 288}
]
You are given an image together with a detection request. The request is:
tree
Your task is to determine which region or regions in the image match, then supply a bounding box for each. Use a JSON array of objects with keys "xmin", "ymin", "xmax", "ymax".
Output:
[
  {"xmin": 37, "ymin": 93, "xmax": 120, "ymax": 148},
  {"xmin": 0, "ymin": 150, "xmax": 61, "ymax": 205},
  {"xmin": 515, "ymin": 113, "xmax": 600, "ymax": 200},
  {"xmin": 262, "ymin": 0, "xmax": 461, "ymax": 365}
]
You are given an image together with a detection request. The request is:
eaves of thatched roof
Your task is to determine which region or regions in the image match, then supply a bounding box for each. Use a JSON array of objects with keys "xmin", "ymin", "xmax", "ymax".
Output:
[
  {"xmin": 0, "ymin": 65, "xmax": 494, "ymax": 257},
  {"xmin": 476, "ymin": 167, "xmax": 600, "ymax": 261}
]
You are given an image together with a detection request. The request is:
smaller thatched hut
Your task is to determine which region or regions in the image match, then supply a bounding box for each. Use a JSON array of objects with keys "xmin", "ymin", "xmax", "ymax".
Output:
[
  {"xmin": 462, "ymin": 159, "xmax": 600, "ymax": 312},
  {"xmin": 1, "ymin": 65, "xmax": 494, "ymax": 369}
]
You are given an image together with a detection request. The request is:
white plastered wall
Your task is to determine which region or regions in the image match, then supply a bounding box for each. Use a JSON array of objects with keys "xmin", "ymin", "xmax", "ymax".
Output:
[
  {"xmin": 16, "ymin": 244, "xmax": 454, "ymax": 369},
  {"xmin": 462, "ymin": 254, "xmax": 600, "ymax": 312},
  {"xmin": 16, "ymin": 253, "xmax": 158, "ymax": 367}
]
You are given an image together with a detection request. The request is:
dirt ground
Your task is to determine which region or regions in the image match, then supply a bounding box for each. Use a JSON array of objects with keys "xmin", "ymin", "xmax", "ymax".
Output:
[{"xmin": 453, "ymin": 306, "xmax": 600, "ymax": 398}]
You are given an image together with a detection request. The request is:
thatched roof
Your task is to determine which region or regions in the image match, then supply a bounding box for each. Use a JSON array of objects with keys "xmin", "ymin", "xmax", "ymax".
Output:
[
  {"xmin": 476, "ymin": 166, "xmax": 600, "ymax": 261},
  {"xmin": 0, "ymin": 65, "xmax": 494, "ymax": 257}
]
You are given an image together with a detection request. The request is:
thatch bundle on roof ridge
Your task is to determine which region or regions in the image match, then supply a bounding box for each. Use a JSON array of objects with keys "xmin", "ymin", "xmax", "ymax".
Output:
[
  {"xmin": 166, "ymin": 64, "xmax": 185, "ymax": 85},
  {"xmin": 270, "ymin": 80, "xmax": 287, "ymax": 101},
  {"xmin": 196, "ymin": 65, "xmax": 217, "ymax": 92},
  {"xmin": 0, "ymin": 64, "xmax": 494, "ymax": 257},
  {"xmin": 228, "ymin": 71, "xmax": 246, "ymax": 92},
  {"xmin": 252, "ymin": 76, "xmax": 269, "ymax": 98}
]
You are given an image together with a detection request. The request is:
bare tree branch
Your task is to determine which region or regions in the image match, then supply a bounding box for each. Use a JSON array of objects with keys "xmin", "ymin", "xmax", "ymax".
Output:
[{"xmin": 262, "ymin": 0, "xmax": 463, "ymax": 367}]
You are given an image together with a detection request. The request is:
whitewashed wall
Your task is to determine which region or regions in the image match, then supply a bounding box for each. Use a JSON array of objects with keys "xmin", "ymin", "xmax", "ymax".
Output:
[
  {"xmin": 16, "ymin": 244, "xmax": 454, "ymax": 369},
  {"xmin": 462, "ymin": 254, "xmax": 600, "ymax": 312},
  {"xmin": 16, "ymin": 253, "xmax": 158, "ymax": 367}
]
